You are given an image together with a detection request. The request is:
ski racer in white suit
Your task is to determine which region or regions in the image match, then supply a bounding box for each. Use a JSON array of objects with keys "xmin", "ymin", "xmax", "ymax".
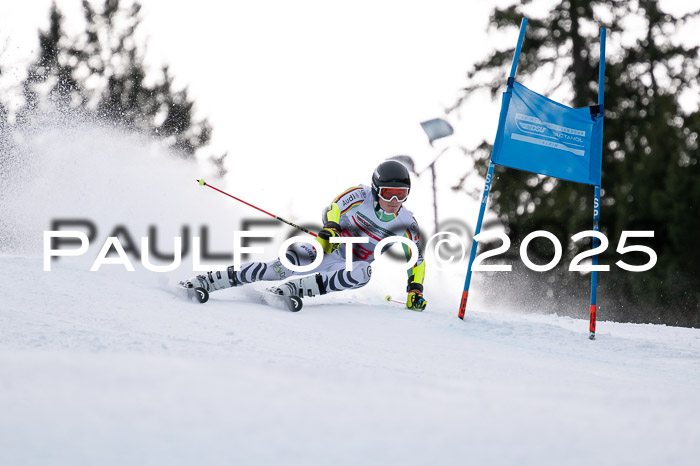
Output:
[{"xmin": 182, "ymin": 160, "xmax": 427, "ymax": 310}]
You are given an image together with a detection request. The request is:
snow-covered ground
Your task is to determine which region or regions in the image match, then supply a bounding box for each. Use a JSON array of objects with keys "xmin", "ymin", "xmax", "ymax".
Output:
[
  {"xmin": 1, "ymin": 121, "xmax": 699, "ymax": 465},
  {"xmin": 2, "ymin": 254, "xmax": 700, "ymax": 466}
]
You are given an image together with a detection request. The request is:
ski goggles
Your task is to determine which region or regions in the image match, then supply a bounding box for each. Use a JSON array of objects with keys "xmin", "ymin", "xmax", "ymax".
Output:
[{"xmin": 377, "ymin": 186, "xmax": 409, "ymax": 202}]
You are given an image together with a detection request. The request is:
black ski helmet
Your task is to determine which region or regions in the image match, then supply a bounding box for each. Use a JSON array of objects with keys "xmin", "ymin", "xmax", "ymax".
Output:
[{"xmin": 371, "ymin": 160, "xmax": 411, "ymax": 200}]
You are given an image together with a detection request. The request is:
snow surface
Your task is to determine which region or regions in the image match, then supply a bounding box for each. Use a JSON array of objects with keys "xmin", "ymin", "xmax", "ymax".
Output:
[
  {"xmin": 2, "ymin": 255, "xmax": 700, "ymax": 466},
  {"xmin": 2, "ymin": 120, "xmax": 700, "ymax": 465}
]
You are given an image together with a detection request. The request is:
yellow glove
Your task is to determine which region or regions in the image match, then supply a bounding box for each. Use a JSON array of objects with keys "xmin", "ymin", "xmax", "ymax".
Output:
[
  {"xmin": 407, "ymin": 289, "xmax": 427, "ymax": 311},
  {"xmin": 317, "ymin": 203, "xmax": 341, "ymax": 254},
  {"xmin": 317, "ymin": 226, "xmax": 341, "ymax": 254},
  {"xmin": 405, "ymin": 261, "xmax": 426, "ymax": 310}
]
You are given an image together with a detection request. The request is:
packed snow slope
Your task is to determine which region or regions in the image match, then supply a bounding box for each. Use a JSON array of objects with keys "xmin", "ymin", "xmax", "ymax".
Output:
[
  {"xmin": 1, "ymin": 119, "xmax": 699, "ymax": 465},
  {"xmin": 2, "ymin": 255, "xmax": 700, "ymax": 466}
]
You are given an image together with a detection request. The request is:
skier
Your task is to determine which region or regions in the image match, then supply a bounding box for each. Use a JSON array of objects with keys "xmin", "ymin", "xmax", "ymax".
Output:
[{"xmin": 181, "ymin": 160, "xmax": 427, "ymax": 310}]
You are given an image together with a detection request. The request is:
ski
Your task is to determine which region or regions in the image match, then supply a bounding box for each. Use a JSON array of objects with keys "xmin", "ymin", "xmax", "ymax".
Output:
[
  {"xmin": 175, "ymin": 282, "xmax": 303, "ymax": 312},
  {"xmin": 261, "ymin": 289, "xmax": 304, "ymax": 312},
  {"xmin": 176, "ymin": 282, "xmax": 210, "ymax": 303}
]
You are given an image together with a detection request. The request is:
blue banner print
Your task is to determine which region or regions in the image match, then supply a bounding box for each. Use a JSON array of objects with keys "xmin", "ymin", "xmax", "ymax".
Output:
[{"xmin": 493, "ymin": 82, "xmax": 602, "ymax": 186}]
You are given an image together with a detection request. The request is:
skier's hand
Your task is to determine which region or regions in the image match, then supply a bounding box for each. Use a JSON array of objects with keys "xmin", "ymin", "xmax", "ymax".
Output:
[
  {"xmin": 317, "ymin": 225, "xmax": 341, "ymax": 254},
  {"xmin": 406, "ymin": 290, "xmax": 427, "ymax": 311}
]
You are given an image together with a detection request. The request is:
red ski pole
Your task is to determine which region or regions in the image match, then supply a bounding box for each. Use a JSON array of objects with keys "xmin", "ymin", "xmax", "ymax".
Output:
[{"xmin": 196, "ymin": 179, "xmax": 317, "ymax": 237}]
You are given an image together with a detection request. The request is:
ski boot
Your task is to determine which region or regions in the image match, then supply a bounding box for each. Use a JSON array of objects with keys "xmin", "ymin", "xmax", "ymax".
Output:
[
  {"xmin": 268, "ymin": 273, "xmax": 326, "ymax": 298},
  {"xmin": 179, "ymin": 268, "xmax": 240, "ymax": 303},
  {"xmin": 264, "ymin": 274, "xmax": 325, "ymax": 312}
]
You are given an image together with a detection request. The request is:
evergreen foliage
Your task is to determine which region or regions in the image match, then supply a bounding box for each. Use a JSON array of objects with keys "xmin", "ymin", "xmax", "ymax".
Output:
[
  {"xmin": 451, "ymin": 0, "xmax": 700, "ymax": 326},
  {"xmin": 14, "ymin": 0, "xmax": 222, "ymax": 164}
]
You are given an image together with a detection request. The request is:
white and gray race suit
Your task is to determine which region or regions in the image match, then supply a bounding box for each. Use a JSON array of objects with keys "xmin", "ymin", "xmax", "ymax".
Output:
[{"xmin": 231, "ymin": 185, "xmax": 423, "ymax": 294}]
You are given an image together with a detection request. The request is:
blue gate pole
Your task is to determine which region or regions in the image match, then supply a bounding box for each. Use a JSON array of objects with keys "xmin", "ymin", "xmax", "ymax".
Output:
[
  {"xmin": 458, "ymin": 18, "xmax": 528, "ymax": 320},
  {"xmin": 589, "ymin": 186, "xmax": 601, "ymax": 339},
  {"xmin": 589, "ymin": 28, "xmax": 606, "ymax": 339}
]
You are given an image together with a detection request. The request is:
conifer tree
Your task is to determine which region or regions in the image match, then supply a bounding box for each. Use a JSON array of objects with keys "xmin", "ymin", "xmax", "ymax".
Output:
[
  {"xmin": 451, "ymin": 0, "xmax": 700, "ymax": 326},
  {"xmin": 18, "ymin": 0, "xmax": 217, "ymax": 161}
]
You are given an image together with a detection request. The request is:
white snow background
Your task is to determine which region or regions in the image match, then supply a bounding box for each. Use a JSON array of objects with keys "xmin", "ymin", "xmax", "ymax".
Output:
[{"xmin": 1, "ymin": 118, "xmax": 700, "ymax": 466}]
